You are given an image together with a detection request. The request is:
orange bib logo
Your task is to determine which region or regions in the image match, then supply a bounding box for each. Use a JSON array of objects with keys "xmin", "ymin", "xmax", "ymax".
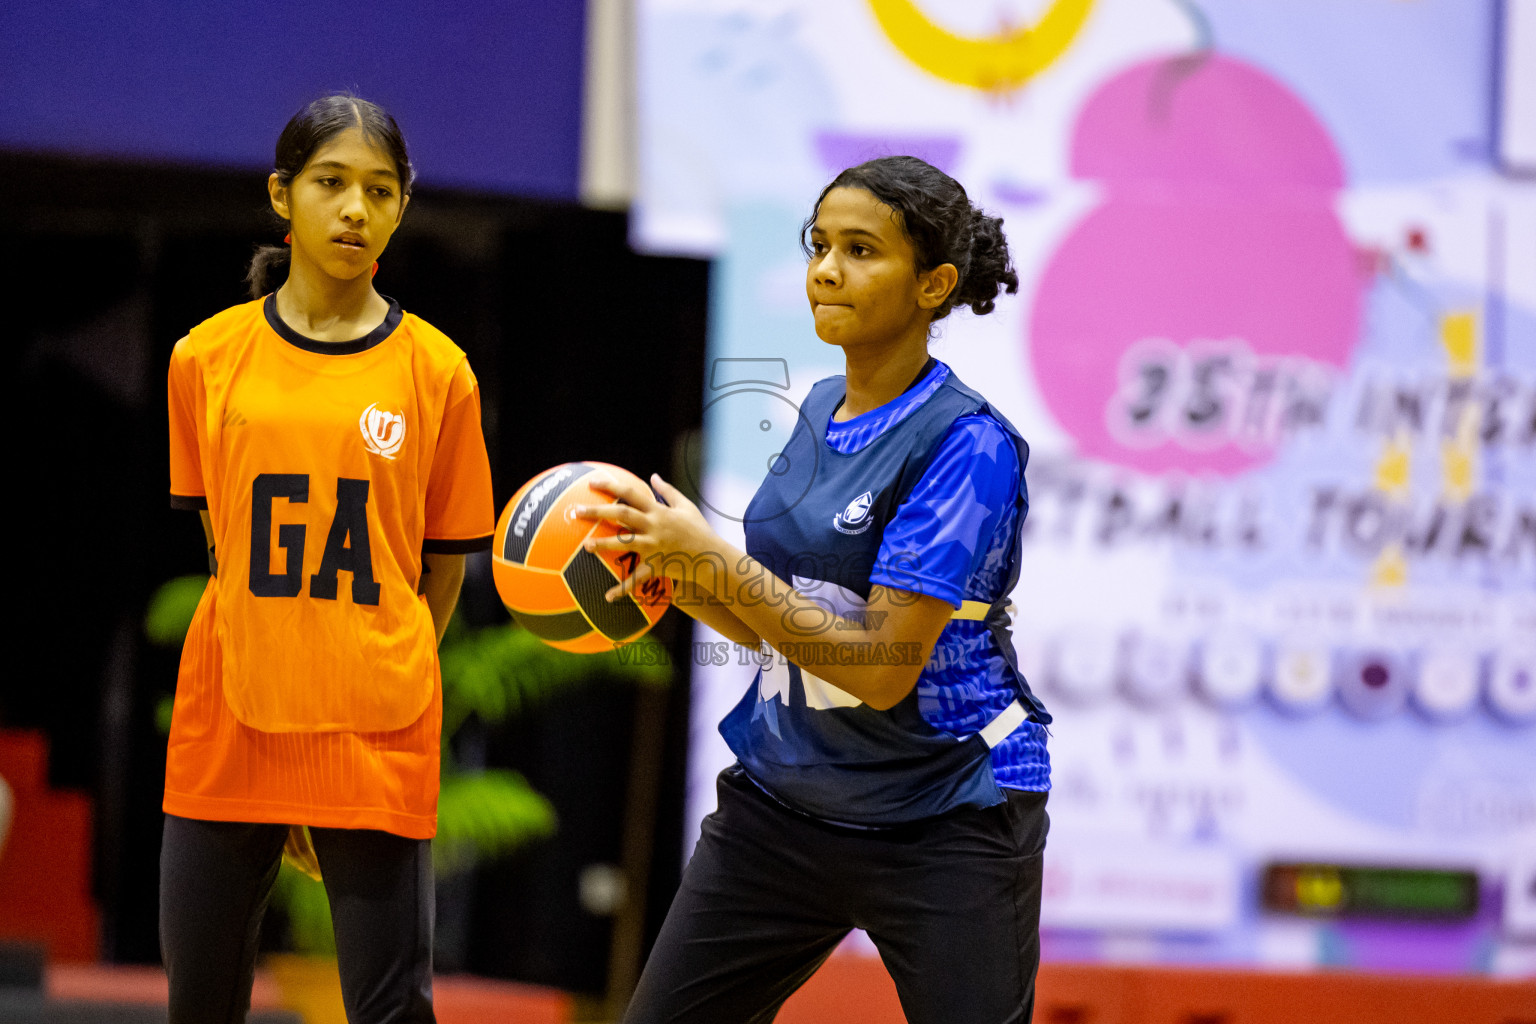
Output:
[{"xmin": 360, "ymin": 403, "xmax": 406, "ymax": 459}]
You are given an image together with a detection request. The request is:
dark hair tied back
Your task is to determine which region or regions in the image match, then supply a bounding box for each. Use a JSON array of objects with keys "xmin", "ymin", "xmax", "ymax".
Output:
[
  {"xmin": 245, "ymin": 94, "xmax": 414, "ymax": 299},
  {"xmin": 800, "ymin": 155, "xmax": 1018, "ymax": 323}
]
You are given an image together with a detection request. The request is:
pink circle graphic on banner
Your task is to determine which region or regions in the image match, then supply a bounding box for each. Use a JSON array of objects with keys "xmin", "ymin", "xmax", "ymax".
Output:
[{"xmin": 1029, "ymin": 54, "xmax": 1366, "ymax": 476}]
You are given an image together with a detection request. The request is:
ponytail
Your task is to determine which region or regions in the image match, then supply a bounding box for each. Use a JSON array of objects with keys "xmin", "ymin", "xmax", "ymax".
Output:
[
  {"xmin": 951, "ymin": 208, "xmax": 1018, "ymax": 318},
  {"xmin": 245, "ymin": 243, "xmax": 291, "ymax": 300}
]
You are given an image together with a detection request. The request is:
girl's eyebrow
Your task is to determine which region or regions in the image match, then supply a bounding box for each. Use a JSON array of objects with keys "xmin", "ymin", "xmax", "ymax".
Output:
[
  {"xmin": 308, "ymin": 159, "xmax": 400, "ymax": 181},
  {"xmin": 811, "ymin": 226, "xmax": 882, "ymax": 241}
]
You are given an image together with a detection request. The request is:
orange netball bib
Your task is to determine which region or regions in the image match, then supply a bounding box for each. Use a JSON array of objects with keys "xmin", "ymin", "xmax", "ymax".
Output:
[{"xmin": 168, "ymin": 298, "xmax": 493, "ymax": 733}]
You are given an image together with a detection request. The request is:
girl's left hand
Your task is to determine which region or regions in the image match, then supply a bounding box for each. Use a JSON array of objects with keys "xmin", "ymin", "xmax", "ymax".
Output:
[{"xmin": 573, "ymin": 473, "xmax": 719, "ymax": 602}]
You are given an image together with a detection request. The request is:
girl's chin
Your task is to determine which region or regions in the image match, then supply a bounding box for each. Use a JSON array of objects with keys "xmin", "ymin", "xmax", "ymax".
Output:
[{"xmin": 318, "ymin": 261, "xmax": 375, "ymax": 281}]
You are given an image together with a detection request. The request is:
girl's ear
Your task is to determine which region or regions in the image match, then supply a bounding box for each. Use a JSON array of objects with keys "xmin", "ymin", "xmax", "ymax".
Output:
[
  {"xmin": 267, "ymin": 173, "xmax": 290, "ymax": 220},
  {"xmin": 917, "ymin": 262, "xmax": 959, "ymax": 311},
  {"xmin": 395, "ymin": 192, "xmax": 411, "ymax": 224}
]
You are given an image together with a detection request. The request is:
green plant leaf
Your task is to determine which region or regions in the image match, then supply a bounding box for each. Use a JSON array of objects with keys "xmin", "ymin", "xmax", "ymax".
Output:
[
  {"xmin": 271, "ymin": 861, "xmax": 336, "ymax": 956},
  {"xmin": 433, "ymin": 769, "xmax": 557, "ymax": 877},
  {"xmin": 155, "ymin": 695, "xmax": 174, "ymax": 736},
  {"xmin": 144, "ymin": 575, "xmax": 210, "ymax": 646},
  {"xmin": 438, "ymin": 620, "xmax": 671, "ymax": 731}
]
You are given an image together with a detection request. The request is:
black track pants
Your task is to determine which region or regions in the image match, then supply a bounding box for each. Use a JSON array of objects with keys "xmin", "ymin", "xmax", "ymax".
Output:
[
  {"xmin": 623, "ymin": 767, "xmax": 1049, "ymax": 1024},
  {"xmin": 159, "ymin": 814, "xmax": 435, "ymax": 1024}
]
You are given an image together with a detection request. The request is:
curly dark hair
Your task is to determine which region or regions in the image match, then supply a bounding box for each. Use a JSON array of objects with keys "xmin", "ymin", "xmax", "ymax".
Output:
[
  {"xmin": 800, "ymin": 155, "xmax": 1019, "ymax": 322},
  {"xmin": 245, "ymin": 94, "xmax": 414, "ymax": 298}
]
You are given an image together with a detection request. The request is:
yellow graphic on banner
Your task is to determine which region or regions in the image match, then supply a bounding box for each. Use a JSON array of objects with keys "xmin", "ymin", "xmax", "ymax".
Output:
[
  {"xmin": 1441, "ymin": 441, "xmax": 1476, "ymax": 500},
  {"xmin": 1369, "ymin": 426, "xmax": 1408, "ymax": 590},
  {"xmin": 869, "ymin": 0, "xmax": 1095, "ymax": 92},
  {"xmin": 1439, "ymin": 310, "xmax": 1478, "ymax": 375},
  {"xmin": 1439, "ymin": 310, "xmax": 1479, "ymax": 502},
  {"xmin": 1373, "ymin": 435, "xmax": 1411, "ymax": 496},
  {"xmin": 1366, "ymin": 309, "xmax": 1482, "ymax": 589},
  {"xmin": 1370, "ymin": 544, "xmax": 1409, "ymax": 588}
]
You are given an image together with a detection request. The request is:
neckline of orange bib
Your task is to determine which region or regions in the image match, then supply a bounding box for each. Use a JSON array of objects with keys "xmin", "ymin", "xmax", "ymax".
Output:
[{"xmin": 263, "ymin": 292, "xmax": 402, "ymax": 356}]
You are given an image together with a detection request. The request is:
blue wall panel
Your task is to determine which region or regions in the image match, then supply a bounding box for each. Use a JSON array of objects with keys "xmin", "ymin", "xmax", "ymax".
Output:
[{"xmin": 2, "ymin": 0, "xmax": 585, "ymax": 199}]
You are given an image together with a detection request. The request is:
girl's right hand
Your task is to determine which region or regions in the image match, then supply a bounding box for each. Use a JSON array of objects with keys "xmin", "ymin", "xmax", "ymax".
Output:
[
  {"xmin": 573, "ymin": 472, "xmax": 721, "ymax": 602},
  {"xmin": 282, "ymin": 825, "xmax": 323, "ymax": 881}
]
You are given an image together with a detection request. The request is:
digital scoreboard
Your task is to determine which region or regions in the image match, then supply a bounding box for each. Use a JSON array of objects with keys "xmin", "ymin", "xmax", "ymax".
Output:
[{"xmin": 1262, "ymin": 864, "xmax": 1480, "ymax": 921}]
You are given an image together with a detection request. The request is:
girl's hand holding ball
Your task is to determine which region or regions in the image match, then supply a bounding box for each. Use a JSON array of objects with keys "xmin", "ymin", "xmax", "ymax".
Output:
[{"xmin": 576, "ymin": 473, "xmax": 720, "ymax": 603}]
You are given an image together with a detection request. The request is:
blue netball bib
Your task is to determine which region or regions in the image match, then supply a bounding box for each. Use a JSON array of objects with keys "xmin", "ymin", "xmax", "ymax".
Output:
[{"xmin": 720, "ymin": 369, "xmax": 1049, "ymax": 825}]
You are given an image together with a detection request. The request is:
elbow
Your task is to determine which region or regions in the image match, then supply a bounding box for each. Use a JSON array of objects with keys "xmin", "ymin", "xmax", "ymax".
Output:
[{"xmin": 861, "ymin": 666, "xmax": 921, "ymax": 711}]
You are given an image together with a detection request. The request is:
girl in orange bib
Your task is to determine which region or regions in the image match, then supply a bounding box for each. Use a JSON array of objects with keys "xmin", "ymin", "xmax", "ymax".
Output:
[{"xmin": 161, "ymin": 94, "xmax": 494, "ymax": 1024}]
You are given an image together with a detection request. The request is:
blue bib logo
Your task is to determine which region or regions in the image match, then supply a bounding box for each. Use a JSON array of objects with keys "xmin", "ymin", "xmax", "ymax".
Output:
[{"xmin": 833, "ymin": 490, "xmax": 875, "ymax": 535}]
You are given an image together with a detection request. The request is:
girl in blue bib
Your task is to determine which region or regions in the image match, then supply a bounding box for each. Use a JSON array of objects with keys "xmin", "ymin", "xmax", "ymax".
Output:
[{"xmin": 579, "ymin": 156, "xmax": 1050, "ymax": 1024}]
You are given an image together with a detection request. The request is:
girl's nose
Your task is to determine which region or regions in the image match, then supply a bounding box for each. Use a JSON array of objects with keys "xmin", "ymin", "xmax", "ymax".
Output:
[
  {"xmin": 812, "ymin": 252, "xmax": 840, "ymax": 285},
  {"xmin": 340, "ymin": 185, "xmax": 368, "ymax": 222}
]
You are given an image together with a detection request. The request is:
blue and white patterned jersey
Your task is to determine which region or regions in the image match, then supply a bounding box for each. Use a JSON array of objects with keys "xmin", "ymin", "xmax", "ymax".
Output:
[
  {"xmin": 827, "ymin": 361, "xmax": 1050, "ymax": 791},
  {"xmin": 726, "ymin": 362, "xmax": 1050, "ymax": 823}
]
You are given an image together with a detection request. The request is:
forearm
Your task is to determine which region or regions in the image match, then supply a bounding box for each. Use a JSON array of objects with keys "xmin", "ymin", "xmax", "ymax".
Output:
[
  {"xmin": 686, "ymin": 543, "xmax": 941, "ymax": 709},
  {"xmin": 670, "ymin": 580, "xmax": 761, "ymax": 649},
  {"xmin": 420, "ymin": 552, "xmax": 466, "ymax": 646},
  {"xmin": 574, "ymin": 471, "xmax": 947, "ymax": 709}
]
